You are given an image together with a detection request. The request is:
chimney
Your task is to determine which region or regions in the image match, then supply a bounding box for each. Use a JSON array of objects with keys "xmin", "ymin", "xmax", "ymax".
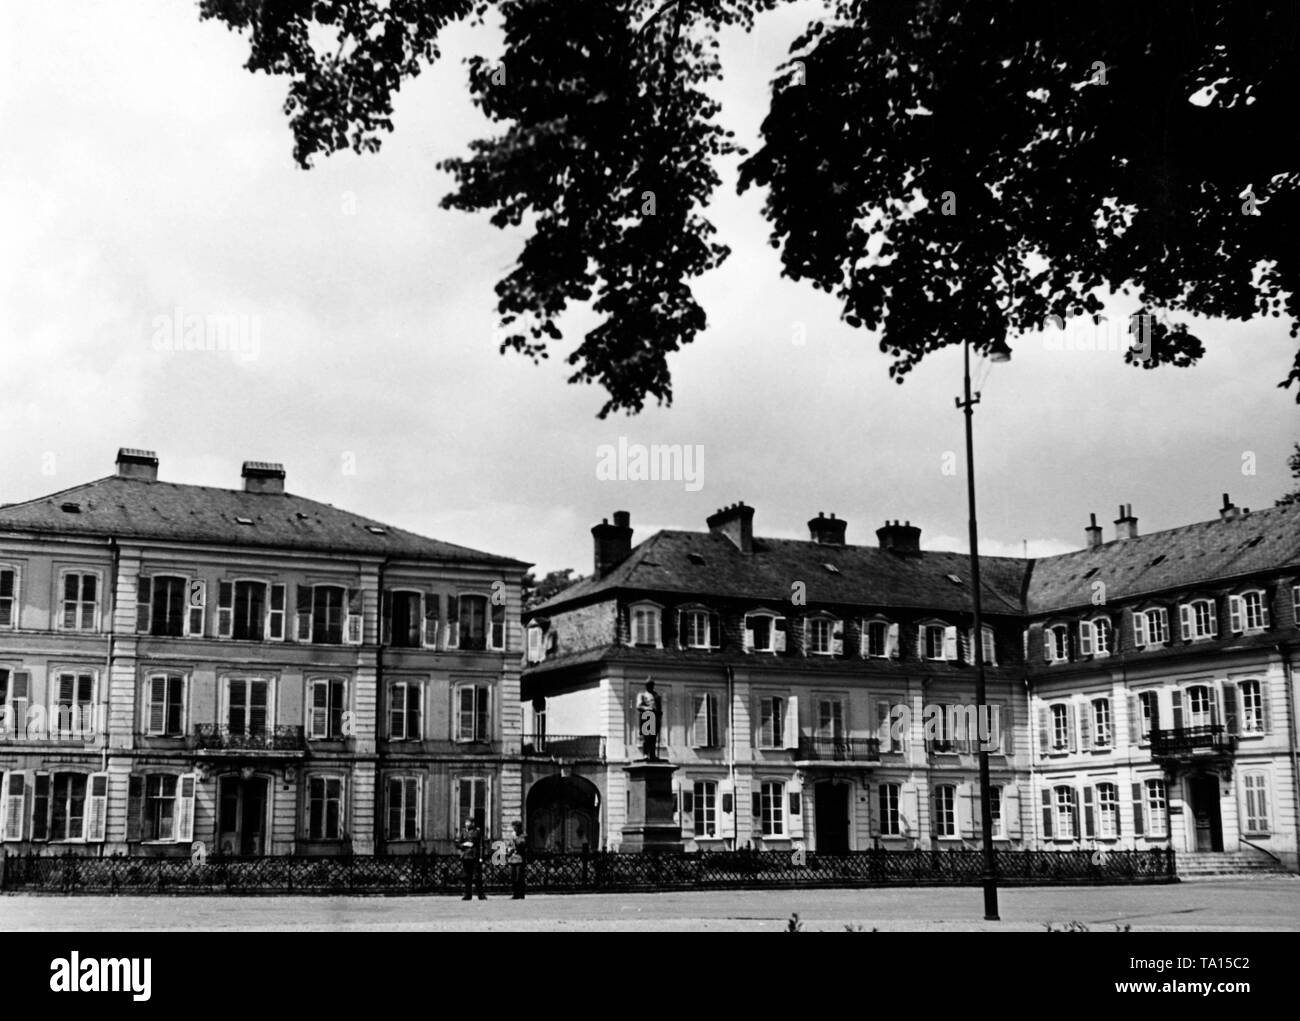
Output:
[
  {"xmin": 592, "ymin": 510, "xmax": 633, "ymax": 578},
  {"xmin": 706, "ymin": 502, "xmax": 754, "ymax": 553},
  {"xmin": 808, "ymin": 511, "xmax": 847, "ymax": 546},
  {"xmin": 116, "ymin": 448, "xmax": 159, "ymax": 482},
  {"xmin": 242, "ymin": 461, "xmax": 286, "ymax": 495},
  {"xmin": 1114, "ymin": 503, "xmax": 1139, "ymax": 540},
  {"xmin": 1085, "ymin": 512, "xmax": 1103, "ymax": 549},
  {"xmin": 1219, "ymin": 492, "xmax": 1239, "ymax": 522},
  {"xmin": 876, "ymin": 519, "xmax": 922, "ymax": 554}
]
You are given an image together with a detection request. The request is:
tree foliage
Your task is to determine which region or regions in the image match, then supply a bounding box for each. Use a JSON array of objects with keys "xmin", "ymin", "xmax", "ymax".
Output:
[
  {"xmin": 200, "ymin": 0, "xmax": 1300, "ymax": 415},
  {"xmin": 1276, "ymin": 442, "xmax": 1300, "ymax": 507}
]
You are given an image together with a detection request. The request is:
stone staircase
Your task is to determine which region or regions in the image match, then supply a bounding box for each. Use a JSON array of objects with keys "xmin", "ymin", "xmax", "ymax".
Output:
[{"xmin": 1176, "ymin": 849, "xmax": 1294, "ymax": 880}]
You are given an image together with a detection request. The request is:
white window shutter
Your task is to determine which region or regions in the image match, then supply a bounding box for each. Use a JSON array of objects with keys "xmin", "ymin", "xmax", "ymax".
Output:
[
  {"xmin": 1079, "ymin": 621, "xmax": 1093, "ymax": 656},
  {"xmin": 218, "ymin": 582, "xmax": 234, "ymax": 638},
  {"xmin": 743, "ymin": 618, "xmax": 755, "ymax": 652},
  {"xmin": 86, "ymin": 773, "xmax": 109, "ymax": 842},
  {"xmin": 148, "ymin": 677, "xmax": 166, "ymax": 735},
  {"xmin": 345, "ymin": 588, "xmax": 363, "ymax": 645},
  {"xmin": 176, "ymin": 774, "xmax": 196, "ymax": 842},
  {"xmin": 800, "ymin": 618, "xmax": 809, "ymax": 657},
  {"xmin": 1158, "ymin": 608, "xmax": 1169, "ymax": 641},
  {"xmin": 886, "ymin": 622, "xmax": 899, "ymax": 658},
  {"xmin": 187, "ymin": 579, "xmax": 206, "ymax": 637},
  {"xmin": 1, "ymin": 771, "xmax": 26, "ymax": 841},
  {"xmin": 859, "ymin": 620, "xmax": 869, "ymax": 657},
  {"xmin": 958, "ymin": 784, "xmax": 975, "ymax": 838},
  {"xmin": 1133, "ymin": 611, "xmax": 1148, "ymax": 647},
  {"xmin": 783, "ymin": 695, "xmax": 799, "ymax": 750},
  {"xmin": 309, "ymin": 681, "xmax": 328, "ymax": 739},
  {"xmin": 423, "ymin": 592, "xmax": 440, "ymax": 648},
  {"xmin": 1228, "ymin": 594, "xmax": 1243, "ymax": 633},
  {"xmin": 984, "ymin": 628, "xmax": 997, "ymax": 667},
  {"xmin": 773, "ymin": 617, "xmax": 786, "ymax": 653},
  {"xmin": 831, "ymin": 620, "xmax": 844, "ymax": 657},
  {"xmin": 1208, "ymin": 600, "xmax": 1218, "ymax": 637},
  {"xmin": 1043, "ymin": 629, "xmax": 1054, "ymax": 662},
  {"xmin": 788, "ymin": 776, "xmax": 804, "ymax": 840},
  {"xmin": 527, "ymin": 627, "xmax": 542, "ymax": 664},
  {"xmin": 941, "ymin": 625, "xmax": 956, "ymax": 661},
  {"xmin": 1179, "ymin": 603, "xmax": 1191, "ymax": 641},
  {"xmin": 901, "ymin": 782, "xmax": 919, "ymax": 838},
  {"xmin": 1261, "ymin": 597, "xmax": 1271, "ymax": 629},
  {"xmin": 1006, "ymin": 785, "xmax": 1022, "ymax": 839}
]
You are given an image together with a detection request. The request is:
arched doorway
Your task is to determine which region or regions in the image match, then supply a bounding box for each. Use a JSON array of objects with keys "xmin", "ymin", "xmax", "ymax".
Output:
[{"xmin": 526, "ymin": 774, "xmax": 600, "ymax": 853}]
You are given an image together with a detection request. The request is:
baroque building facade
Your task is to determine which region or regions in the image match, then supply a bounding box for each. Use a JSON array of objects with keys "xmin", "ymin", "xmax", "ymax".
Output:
[
  {"xmin": 523, "ymin": 500, "xmax": 1300, "ymax": 871},
  {"xmin": 0, "ymin": 449, "xmax": 528, "ymax": 857}
]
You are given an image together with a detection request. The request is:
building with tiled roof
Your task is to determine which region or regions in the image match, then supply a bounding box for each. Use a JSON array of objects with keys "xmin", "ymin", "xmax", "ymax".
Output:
[
  {"xmin": 0, "ymin": 449, "xmax": 530, "ymax": 858},
  {"xmin": 521, "ymin": 498, "xmax": 1300, "ymax": 872}
]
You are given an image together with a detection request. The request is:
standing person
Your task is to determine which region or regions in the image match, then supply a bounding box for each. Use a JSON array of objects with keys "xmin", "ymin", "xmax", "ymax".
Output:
[
  {"xmin": 460, "ymin": 818, "xmax": 486, "ymax": 901},
  {"xmin": 508, "ymin": 819, "xmax": 527, "ymax": 900}
]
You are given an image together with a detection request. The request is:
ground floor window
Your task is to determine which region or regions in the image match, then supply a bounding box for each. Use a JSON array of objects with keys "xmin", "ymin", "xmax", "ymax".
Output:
[
  {"xmin": 386, "ymin": 776, "xmax": 421, "ymax": 841},
  {"xmin": 1243, "ymin": 773, "xmax": 1269, "ymax": 833},
  {"xmin": 759, "ymin": 781, "xmax": 785, "ymax": 837},
  {"xmin": 1144, "ymin": 779, "xmax": 1168, "ymax": 838},
  {"xmin": 307, "ymin": 775, "xmax": 344, "ymax": 840},
  {"xmin": 879, "ymin": 783, "xmax": 901, "ymax": 836},
  {"xmin": 933, "ymin": 784, "xmax": 956, "ymax": 837},
  {"xmin": 693, "ymin": 780, "xmax": 717, "ymax": 838}
]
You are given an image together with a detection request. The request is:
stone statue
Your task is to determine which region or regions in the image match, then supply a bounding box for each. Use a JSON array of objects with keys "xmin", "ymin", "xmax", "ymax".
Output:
[{"xmin": 635, "ymin": 679, "xmax": 662, "ymax": 761}]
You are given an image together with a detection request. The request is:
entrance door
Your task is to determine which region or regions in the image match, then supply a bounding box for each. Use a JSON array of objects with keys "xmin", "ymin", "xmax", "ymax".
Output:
[
  {"xmin": 1189, "ymin": 775, "xmax": 1223, "ymax": 852},
  {"xmin": 218, "ymin": 776, "xmax": 269, "ymax": 855},
  {"xmin": 815, "ymin": 782, "xmax": 851, "ymax": 853}
]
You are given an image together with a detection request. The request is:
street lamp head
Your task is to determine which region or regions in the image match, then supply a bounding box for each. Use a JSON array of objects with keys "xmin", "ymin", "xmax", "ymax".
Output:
[{"xmin": 986, "ymin": 338, "xmax": 1013, "ymax": 363}]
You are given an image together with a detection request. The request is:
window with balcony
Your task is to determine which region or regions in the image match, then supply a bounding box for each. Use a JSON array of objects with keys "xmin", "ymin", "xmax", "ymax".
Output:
[
  {"xmin": 1185, "ymin": 684, "xmax": 1213, "ymax": 727},
  {"xmin": 1096, "ymin": 783, "xmax": 1119, "ymax": 838},
  {"xmin": 1243, "ymin": 773, "xmax": 1270, "ymax": 834},
  {"xmin": 0, "ymin": 567, "xmax": 16, "ymax": 629},
  {"xmin": 307, "ymin": 775, "xmax": 344, "ymax": 840},
  {"xmin": 879, "ymin": 783, "xmax": 901, "ymax": 836},
  {"xmin": 630, "ymin": 603, "xmax": 662, "ymax": 648},
  {"xmin": 816, "ymin": 698, "xmax": 845, "ymax": 741},
  {"xmin": 1044, "ymin": 625, "xmax": 1069, "ymax": 663},
  {"xmin": 1180, "ymin": 598, "xmax": 1218, "ymax": 641},
  {"xmin": 759, "ymin": 780, "xmax": 785, "ymax": 837},
  {"xmin": 454, "ymin": 684, "xmax": 490, "ymax": 743},
  {"xmin": 693, "ymin": 780, "xmax": 718, "ymax": 838},
  {"xmin": 59, "ymin": 572, "xmax": 99, "ymax": 632},
  {"xmin": 145, "ymin": 674, "xmax": 186, "ymax": 737},
  {"xmin": 225, "ymin": 678, "xmax": 271, "ymax": 736},
  {"xmin": 307, "ymin": 678, "xmax": 347, "ymax": 740},
  {"xmin": 691, "ymin": 692, "xmax": 719, "ymax": 748},
  {"xmin": 1239, "ymin": 679, "xmax": 1265, "ymax": 735},
  {"xmin": 388, "ymin": 682, "xmax": 422, "ymax": 741},
  {"xmin": 386, "ymin": 775, "xmax": 422, "ymax": 841},
  {"xmin": 933, "ymin": 784, "xmax": 957, "ymax": 837}
]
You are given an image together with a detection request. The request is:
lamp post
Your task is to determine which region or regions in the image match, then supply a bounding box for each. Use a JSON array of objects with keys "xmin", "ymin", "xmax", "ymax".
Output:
[{"xmin": 955, "ymin": 335, "xmax": 1010, "ymax": 921}]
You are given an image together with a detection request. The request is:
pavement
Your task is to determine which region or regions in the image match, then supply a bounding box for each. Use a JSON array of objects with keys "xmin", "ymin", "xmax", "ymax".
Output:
[{"xmin": 3, "ymin": 878, "xmax": 1299, "ymax": 931}]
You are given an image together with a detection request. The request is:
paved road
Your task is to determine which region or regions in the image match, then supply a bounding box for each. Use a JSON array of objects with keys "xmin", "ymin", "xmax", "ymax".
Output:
[{"xmin": 3, "ymin": 878, "xmax": 1298, "ymax": 931}]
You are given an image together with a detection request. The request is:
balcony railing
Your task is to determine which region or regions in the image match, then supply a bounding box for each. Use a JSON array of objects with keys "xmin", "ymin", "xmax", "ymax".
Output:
[
  {"xmin": 190, "ymin": 724, "xmax": 306, "ymax": 752},
  {"xmin": 798, "ymin": 736, "xmax": 881, "ymax": 762},
  {"xmin": 522, "ymin": 734, "xmax": 605, "ymax": 761},
  {"xmin": 1151, "ymin": 725, "xmax": 1235, "ymax": 759}
]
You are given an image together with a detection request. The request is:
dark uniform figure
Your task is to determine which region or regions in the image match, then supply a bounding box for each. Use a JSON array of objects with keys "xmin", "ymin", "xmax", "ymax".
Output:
[
  {"xmin": 636, "ymin": 679, "xmax": 662, "ymax": 761},
  {"xmin": 460, "ymin": 819, "xmax": 486, "ymax": 900},
  {"xmin": 508, "ymin": 819, "xmax": 527, "ymax": 900}
]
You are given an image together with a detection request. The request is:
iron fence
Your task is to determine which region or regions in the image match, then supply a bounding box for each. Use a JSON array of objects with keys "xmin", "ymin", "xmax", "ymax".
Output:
[{"xmin": 0, "ymin": 847, "xmax": 1175, "ymax": 895}]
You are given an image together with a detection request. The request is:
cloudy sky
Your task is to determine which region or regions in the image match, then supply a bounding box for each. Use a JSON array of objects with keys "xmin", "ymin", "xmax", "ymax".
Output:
[{"xmin": 2, "ymin": 1, "xmax": 1296, "ymax": 578}]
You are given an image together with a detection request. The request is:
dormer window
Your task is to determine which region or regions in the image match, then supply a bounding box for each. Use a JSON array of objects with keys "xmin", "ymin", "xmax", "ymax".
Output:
[
  {"xmin": 1133, "ymin": 607, "xmax": 1169, "ymax": 648},
  {"xmin": 629, "ymin": 603, "xmax": 662, "ymax": 648},
  {"xmin": 862, "ymin": 618, "xmax": 898, "ymax": 659},
  {"xmin": 678, "ymin": 607, "xmax": 720, "ymax": 650},
  {"xmin": 921, "ymin": 623, "xmax": 956, "ymax": 662},
  {"xmin": 1078, "ymin": 617, "xmax": 1112, "ymax": 657},
  {"xmin": 967, "ymin": 625, "xmax": 997, "ymax": 666},
  {"xmin": 1043, "ymin": 625, "xmax": 1070, "ymax": 664},
  {"xmin": 1179, "ymin": 598, "xmax": 1218, "ymax": 641},
  {"xmin": 1229, "ymin": 590, "xmax": 1270, "ymax": 634},
  {"xmin": 743, "ymin": 611, "xmax": 786, "ymax": 654},
  {"xmin": 526, "ymin": 625, "xmax": 545, "ymax": 664},
  {"xmin": 805, "ymin": 615, "xmax": 843, "ymax": 656}
]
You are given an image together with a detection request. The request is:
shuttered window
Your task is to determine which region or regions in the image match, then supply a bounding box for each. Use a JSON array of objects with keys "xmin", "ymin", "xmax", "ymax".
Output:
[
  {"xmin": 146, "ymin": 674, "xmax": 186, "ymax": 737},
  {"xmin": 454, "ymin": 685, "xmax": 490, "ymax": 743},
  {"xmin": 307, "ymin": 678, "xmax": 347, "ymax": 739},
  {"xmin": 51, "ymin": 672, "xmax": 95, "ymax": 740},
  {"xmin": 311, "ymin": 586, "xmax": 345, "ymax": 644},
  {"xmin": 386, "ymin": 776, "xmax": 421, "ymax": 840},
  {"xmin": 1243, "ymin": 773, "xmax": 1269, "ymax": 833},
  {"xmin": 60, "ymin": 572, "xmax": 99, "ymax": 631},
  {"xmin": 0, "ymin": 567, "xmax": 16, "ymax": 628},
  {"xmin": 1144, "ymin": 780, "xmax": 1168, "ymax": 837},
  {"xmin": 879, "ymin": 783, "xmax": 901, "ymax": 836},
  {"xmin": 760, "ymin": 781, "xmax": 785, "ymax": 836},
  {"xmin": 1239, "ymin": 680, "xmax": 1265, "ymax": 735},
  {"xmin": 308, "ymin": 776, "xmax": 344, "ymax": 840},
  {"xmin": 389, "ymin": 682, "xmax": 422, "ymax": 741}
]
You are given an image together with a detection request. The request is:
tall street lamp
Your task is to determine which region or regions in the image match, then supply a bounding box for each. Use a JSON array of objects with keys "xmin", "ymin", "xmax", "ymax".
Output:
[{"xmin": 956, "ymin": 335, "xmax": 1011, "ymax": 921}]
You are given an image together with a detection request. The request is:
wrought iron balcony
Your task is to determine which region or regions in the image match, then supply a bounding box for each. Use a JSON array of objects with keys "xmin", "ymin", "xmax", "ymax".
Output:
[
  {"xmin": 1150, "ymin": 725, "xmax": 1235, "ymax": 759},
  {"xmin": 522, "ymin": 734, "xmax": 605, "ymax": 761},
  {"xmin": 190, "ymin": 724, "xmax": 306, "ymax": 753},
  {"xmin": 798, "ymin": 736, "xmax": 881, "ymax": 762}
]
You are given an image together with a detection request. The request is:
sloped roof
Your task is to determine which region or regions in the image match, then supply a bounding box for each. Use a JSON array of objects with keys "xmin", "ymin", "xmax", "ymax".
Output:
[
  {"xmin": 0, "ymin": 475, "xmax": 527, "ymax": 567},
  {"xmin": 1024, "ymin": 502, "xmax": 1300, "ymax": 614},
  {"xmin": 534, "ymin": 530, "xmax": 1028, "ymax": 616}
]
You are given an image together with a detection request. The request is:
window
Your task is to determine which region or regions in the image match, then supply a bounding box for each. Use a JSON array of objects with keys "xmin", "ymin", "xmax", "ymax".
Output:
[
  {"xmin": 218, "ymin": 580, "xmax": 276, "ymax": 641},
  {"xmin": 976, "ymin": 625, "xmax": 997, "ymax": 666},
  {"xmin": 1091, "ymin": 698, "xmax": 1112, "ymax": 748},
  {"xmin": 456, "ymin": 776, "xmax": 489, "ymax": 834},
  {"xmin": 758, "ymin": 697, "xmax": 785, "ymax": 749},
  {"xmin": 1243, "ymin": 773, "xmax": 1269, "ymax": 833},
  {"xmin": 1054, "ymin": 786, "xmax": 1077, "ymax": 839},
  {"xmin": 384, "ymin": 591, "xmax": 424, "ymax": 648},
  {"xmin": 51, "ymin": 672, "xmax": 95, "ymax": 740},
  {"xmin": 1181, "ymin": 599, "xmax": 1217, "ymax": 640},
  {"xmin": 455, "ymin": 685, "xmax": 490, "ymax": 742},
  {"xmin": 51, "ymin": 773, "xmax": 87, "ymax": 841},
  {"xmin": 760, "ymin": 780, "xmax": 785, "ymax": 837},
  {"xmin": 307, "ymin": 678, "xmax": 347, "ymax": 740},
  {"xmin": 226, "ymin": 678, "xmax": 270, "ymax": 736},
  {"xmin": 879, "ymin": 783, "xmax": 901, "ymax": 836},
  {"xmin": 933, "ymin": 785, "xmax": 956, "ymax": 837},
  {"xmin": 806, "ymin": 616, "xmax": 838, "ymax": 656},
  {"xmin": 1186, "ymin": 684, "xmax": 1212, "ymax": 727},
  {"xmin": 1225, "ymin": 590, "xmax": 1270, "ymax": 634},
  {"xmin": 928, "ymin": 704, "xmax": 954, "ymax": 753},
  {"xmin": 145, "ymin": 774, "xmax": 178, "ymax": 841},
  {"xmin": 0, "ymin": 567, "xmax": 16, "ymax": 628},
  {"xmin": 744, "ymin": 612, "xmax": 786, "ymax": 653},
  {"xmin": 693, "ymin": 780, "xmax": 717, "ymax": 838},
  {"xmin": 307, "ymin": 776, "xmax": 344, "ymax": 840},
  {"xmin": 1050, "ymin": 703, "xmax": 1071, "ymax": 751},
  {"xmin": 631, "ymin": 604, "xmax": 662, "ymax": 647},
  {"xmin": 140, "ymin": 575, "xmax": 186, "ymax": 637},
  {"xmin": 0, "ymin": 669, "xmax": 31, "ymax": 738},
  {"xmin": 987, "ymin": 785, "xmax": 1003, "ymax": 838},
  {"xmin": 459, "ymin": 594, "xmax": 488, "ymax": 650},
  {"xmin": 1133, "ymin": 607, "xmax": 1169, "ymax": 647},
  {"xmin": 312, "ymin": 586, "xmax": 345, "ymax": 645},
  {"xmin": 682, "ymin": 609, "xmax": 713, "ymax": 649},
  {"xmin": 145, "ymin": 674, "xmax": 186, "ymax": 737},
  {"xmin": 1137, "ymin": 690, "xmax": 1157, "ymax": 741},
  {"xmin": 1079, "ymin": 617, "xmax": 1111, "ymax": 657},
  {"xmin": 691, "ymin": 692, "xmax": 719, "ymax": 748},
  {"xmin": 817, "ymin": 698, "xmax": 844, "ymax": 741},
  {"xmin": 60, "ymin": 572, "xmax": 99, "ymax": 631},
  {"xmin": 40, "ymin": 772, "xmax": 110, "ymax": 843},
  {"xmin": 1144, "ymin": 779, "xmax": 1168, "ymax": 837},
  {"xmin": 864, "ymin": 620, "xmax": 891, "ymax": 658},
  {"xmin": 923, "ymin": 624, "xmax": 948, "ymax": 661},
  {"xmin": 1239, "ymin": 679, "xmax": 1265, "ymax": 735},
  {"xmin": 1096, "ymin": 783, "xmax": 1119, "ymax": 838},
  {"xmin": 1044, "ymin": 625, "xmax": 1069, "ymax": 663},
  {"xmin": 389, "ymin": 682, "xmax": 422, "ymax": 741},
  {"xmin": 386, "ymin": 776, "xmax": 421, "ymax": 841}
]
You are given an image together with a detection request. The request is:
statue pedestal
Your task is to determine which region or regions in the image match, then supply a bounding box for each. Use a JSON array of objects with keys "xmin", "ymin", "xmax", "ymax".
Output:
[{"xmin": 620, "ymin": 761, "xmax": 682, "ymax": 852}]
